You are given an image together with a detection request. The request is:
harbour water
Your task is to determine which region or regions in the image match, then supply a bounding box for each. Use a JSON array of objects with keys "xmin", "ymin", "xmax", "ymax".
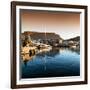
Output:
[{"xmin": 21, "ymin": 47, "xmax": 80, "ymax": 78}]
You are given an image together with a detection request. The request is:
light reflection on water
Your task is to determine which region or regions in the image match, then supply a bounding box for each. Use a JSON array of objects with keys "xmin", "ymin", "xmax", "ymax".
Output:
[{"xmin": 21, "ymin": 47, "xmax": 80, "ymax": 78}]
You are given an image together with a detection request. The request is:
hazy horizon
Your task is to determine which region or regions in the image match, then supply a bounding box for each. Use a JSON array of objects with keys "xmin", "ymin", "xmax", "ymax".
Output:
[{"xmin": 21, "ymin": 10, "xmax": 80, "ymax": 39}]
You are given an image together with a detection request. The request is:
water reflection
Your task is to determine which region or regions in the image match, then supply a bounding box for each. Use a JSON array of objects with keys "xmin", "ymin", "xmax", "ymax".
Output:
[
  {"xmin": 21, "ymin": 47, "xmax": 80, "ymax": 78},
  {"xmin": 21, "ymin": 47, "xmax": 80, "ymax": 62},
  {"xmin": 23, "ymin": 60, "xmax": 28, "ymax": 66}
]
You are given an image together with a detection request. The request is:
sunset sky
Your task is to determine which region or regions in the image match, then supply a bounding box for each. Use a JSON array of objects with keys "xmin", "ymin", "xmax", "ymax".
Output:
[{"xmin": 20, "ymin": 9, "xmax": 80, "ymax": 39}]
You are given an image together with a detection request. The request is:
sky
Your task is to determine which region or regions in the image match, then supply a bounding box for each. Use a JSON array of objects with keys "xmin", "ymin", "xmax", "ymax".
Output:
[{"xmin": 20, "ymin": 9, "xmax": 80, "ymax": 40}]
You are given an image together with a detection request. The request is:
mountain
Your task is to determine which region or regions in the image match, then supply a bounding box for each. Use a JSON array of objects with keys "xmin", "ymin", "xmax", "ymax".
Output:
[
  {"xmin": 21, "ymin": 31, "xmax": 62, "ymax": 40},
  {"xmin": 65, "ymin": 36, "xmax": 80, "ymax": 41}
]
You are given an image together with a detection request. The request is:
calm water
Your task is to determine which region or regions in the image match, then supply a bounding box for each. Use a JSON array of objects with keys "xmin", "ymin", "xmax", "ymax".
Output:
[{"xmin": 21, "ymin": 48, "xmax": 80, "ymax": 78}]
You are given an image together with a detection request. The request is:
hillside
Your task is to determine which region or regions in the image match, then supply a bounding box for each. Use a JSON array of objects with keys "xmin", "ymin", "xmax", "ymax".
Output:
[
  {"xmin": 21, "ymin": 31, "xmax": 62, "ymax": 40},
  {"xmin": 65, "ymin": 36, "xmax": 80, "ymax": 41}
]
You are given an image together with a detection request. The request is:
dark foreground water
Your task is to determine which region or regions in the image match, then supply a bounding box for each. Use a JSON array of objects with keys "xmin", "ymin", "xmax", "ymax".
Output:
[{"xmin": 21, "ymin": 48, "xmax": 80, "ymax": 78}]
